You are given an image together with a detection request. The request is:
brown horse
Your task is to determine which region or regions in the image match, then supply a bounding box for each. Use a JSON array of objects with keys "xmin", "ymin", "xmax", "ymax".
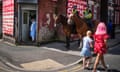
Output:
[
  {"xmin": 55, "ymin": 14, "xmax": 79, "ymax": 49},
  {"xmin": 55, "ymin": 14, "xmax": 99, "ymax": 49},
  {"xmin": 70, "ymin": 14, "xmax": 99, "ymax": 48}
]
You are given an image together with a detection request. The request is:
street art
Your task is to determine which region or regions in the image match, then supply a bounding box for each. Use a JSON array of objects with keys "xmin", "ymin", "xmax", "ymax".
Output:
[
  {"xmin": 2, "ymin": 0, "xmax": 14, "ymax": 35},
  {"xmin": 39, "ymin": 13, "xmax": 55, "ymax": 41}
]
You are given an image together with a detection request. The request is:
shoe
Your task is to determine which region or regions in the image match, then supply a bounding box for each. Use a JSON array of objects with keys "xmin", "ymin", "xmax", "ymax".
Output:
[
  {"xmin": 97, "ymin": 70, "xmax": 100, "ymax": 72},
  {"xmin": 105, "ymin": 64, "xmax": 109, "ymax": 72},
  {"xmin": 92, "ymin": 70, "xmax": 101, "ymax": 72}
]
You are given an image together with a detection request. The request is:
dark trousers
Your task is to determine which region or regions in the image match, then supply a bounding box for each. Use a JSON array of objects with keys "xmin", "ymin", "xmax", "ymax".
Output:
[{"xmin": 85, "ymin": 19, "xmax": 93, "ymax": 28}]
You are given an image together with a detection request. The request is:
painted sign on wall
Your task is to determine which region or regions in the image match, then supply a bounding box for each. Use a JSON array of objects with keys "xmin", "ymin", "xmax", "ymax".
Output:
[
  {"xmin": 67, "ymin": 0, "xmax": 87, "ymax": 17},
  {"xmin": 2, "ymin": 0, "xmax": 14, "ymax": 36}
]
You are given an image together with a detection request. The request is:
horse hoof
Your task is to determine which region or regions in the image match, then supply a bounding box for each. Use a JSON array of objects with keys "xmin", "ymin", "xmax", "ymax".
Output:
[
  {"xmin": 65, "ymin": 46, "xmax": 70, "ymax": 50},
  {"xmin": 66, "ymin": 47, "xmax": 70, "ymax": 50}
]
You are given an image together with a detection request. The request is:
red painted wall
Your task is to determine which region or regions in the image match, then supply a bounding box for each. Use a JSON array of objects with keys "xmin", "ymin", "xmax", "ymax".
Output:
[{"xmin": 2, "ymin": 0, "xmax": 14, "ymax": 36}]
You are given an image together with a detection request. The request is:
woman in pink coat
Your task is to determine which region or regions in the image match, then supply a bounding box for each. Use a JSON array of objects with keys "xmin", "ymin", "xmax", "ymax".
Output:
[{"xmin": 93, "ymin": 22, "xmax": 109, "ymax": 72}]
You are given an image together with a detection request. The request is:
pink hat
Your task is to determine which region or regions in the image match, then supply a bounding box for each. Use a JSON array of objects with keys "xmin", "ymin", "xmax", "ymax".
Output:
[{"xmin": 95, "ymin": 22, "xmax": 107, "ymax": 35}]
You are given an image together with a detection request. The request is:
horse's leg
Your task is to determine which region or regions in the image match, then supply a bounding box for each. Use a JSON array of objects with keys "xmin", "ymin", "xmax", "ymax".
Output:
[
  {"xmin": 78, "ymin": 34, "xmax": 83, "ymax": 49},
  {"xmin": 78, "ymin": 39, "xmax": 80, "ymax": 46},
  {"xmin": 66, "ymin": 36, "xmax": 70, "ymax": 50},
  {"xmin": 65, "ymin": 31, "xmax": 71, "ymax": 50}
]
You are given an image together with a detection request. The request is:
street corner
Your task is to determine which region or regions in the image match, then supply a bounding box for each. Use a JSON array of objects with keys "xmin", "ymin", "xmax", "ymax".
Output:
[{"xmin": 20, "ymin": 59, "xmax": 65, "ymax": 71}]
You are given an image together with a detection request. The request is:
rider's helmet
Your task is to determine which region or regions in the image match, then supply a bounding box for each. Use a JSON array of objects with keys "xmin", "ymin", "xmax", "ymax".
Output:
[{"xmin": 72, "ymin": 5, "xmax": 77, "ymax": 9}]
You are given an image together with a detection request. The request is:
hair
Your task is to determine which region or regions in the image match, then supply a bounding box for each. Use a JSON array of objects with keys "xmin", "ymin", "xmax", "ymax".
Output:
[
  {"xmin": 31, "ymin": 15, "xmax": 36, "ymax": 20},
  {"xmin": 72, "ymin": 5, "xmax": 77, "ymax": 9},
  {"xmin": 86, "ymin": 30, "xmax": 92, "ymax": 36},
  {"xmin": 95, "ymin": 22, "xmax": 107, "ymax": 35}
]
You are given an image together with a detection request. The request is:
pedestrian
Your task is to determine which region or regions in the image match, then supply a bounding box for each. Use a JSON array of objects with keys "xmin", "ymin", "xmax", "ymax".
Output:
[
  {"xmin": 107, "ymin": 19, "xmax": 113, "ymax": 38},
  {"xmin": 92, "ymin": 22, "xmax": 109, "ymax": 72},
  {"xmin": 30, "ymin": 18, "xmax": 36, "ymax": 41},
  {"xmin": 80, "ymin": 30, "xmax": 93, "ymax": 69}
]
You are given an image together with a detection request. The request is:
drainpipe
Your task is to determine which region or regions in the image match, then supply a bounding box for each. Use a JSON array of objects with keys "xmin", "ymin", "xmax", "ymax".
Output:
[{"xmin": 100, "ymin": 0, "xmax": 108, "ymax": 24}]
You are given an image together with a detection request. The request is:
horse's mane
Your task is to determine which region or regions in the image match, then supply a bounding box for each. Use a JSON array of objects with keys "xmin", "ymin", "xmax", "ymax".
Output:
[
  {"xmin": 72, "ymin": 14, "xmax": 86, "ymax": 27},
  {"xmin": 72, "ymin": 14, "xmax": 99, "ymax": 33},
  {"xmin": 71, "ymin": 14, "xmax": 89, "ymax": 36}
]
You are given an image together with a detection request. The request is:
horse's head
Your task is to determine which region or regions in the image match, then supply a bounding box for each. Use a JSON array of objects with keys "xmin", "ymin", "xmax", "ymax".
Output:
[
  {"xmin": 68, "ymin": 14, "xmax": 81, "ymax": 25},
  {"xmin": 67, "ymin": 14, "xmax": 74, "ymax": 25},
  {"xmin": 55, "ymin": 15, "xmax": 67, "ymax": 24}
]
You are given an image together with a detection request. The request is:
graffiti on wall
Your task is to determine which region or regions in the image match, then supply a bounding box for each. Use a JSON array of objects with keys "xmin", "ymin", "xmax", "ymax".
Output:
[
  {"xmin": 39, "ymin": 13, "xmax": 55, "ymax": 41},
  {"xmin": 2, "ymin": 0, "xmax": 14, "ymax": 36}
]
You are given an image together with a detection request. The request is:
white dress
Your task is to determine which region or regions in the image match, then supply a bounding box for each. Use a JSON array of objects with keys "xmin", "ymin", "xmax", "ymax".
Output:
[{"xmin": 80, "ymin": 36, "xmax": 93, "ymax": 57}]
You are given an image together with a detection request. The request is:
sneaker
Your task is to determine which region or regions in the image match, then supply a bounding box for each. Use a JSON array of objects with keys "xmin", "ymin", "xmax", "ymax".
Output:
[
  {"xmin": 92, "ymin": 70, "xmax": 101, "ymax": 72},
  {"xmin": 97, "ymin": 70, "xmax": 101, "ymax": 72},
  {"xmin": 105, "ymin": 64, "xmax": 109, "ymax": 72}
]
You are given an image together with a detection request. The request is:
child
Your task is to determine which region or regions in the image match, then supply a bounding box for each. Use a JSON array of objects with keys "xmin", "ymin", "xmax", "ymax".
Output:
[{"xmin": 80, "ymin": 30, "xmax": 93, "ymax": 69}]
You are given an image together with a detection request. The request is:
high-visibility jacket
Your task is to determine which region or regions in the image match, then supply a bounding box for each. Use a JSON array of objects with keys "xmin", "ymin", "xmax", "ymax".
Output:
[
  {"xmin": 72, "ymin": 9, "xmax": 78, "ymax": 14},
  {"xmin": 84, "ymin": 10, "xmax": 92, "ymax": 19}
]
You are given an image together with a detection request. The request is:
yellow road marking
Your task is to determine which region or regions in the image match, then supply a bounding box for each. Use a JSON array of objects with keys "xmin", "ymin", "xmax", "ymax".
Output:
[{"xmin": 59, "ymin": 64, "xmax": 83, "ymax": 72}]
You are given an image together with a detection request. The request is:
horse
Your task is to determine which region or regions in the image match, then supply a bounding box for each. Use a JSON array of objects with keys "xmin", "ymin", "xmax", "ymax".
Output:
[
  {"xmin": 55, "ymin": 14, "xmax": 99, "ymax": 49},
  {"xmin": 55, "ymin": 14, "xmax": 80, "ymax": 49},
  {"xmin": 69, "ymin": 14, "xmax": 99, "ymax": 47},
  {"xmin": 70, "ymin": 14, "xmax": 99, "ymax": 33}
]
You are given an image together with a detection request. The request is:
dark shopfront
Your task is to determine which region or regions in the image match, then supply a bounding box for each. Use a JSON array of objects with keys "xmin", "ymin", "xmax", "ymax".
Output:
[{"xmin": 16, "ymin": 0, "xmax": 38, "ymax": 43}]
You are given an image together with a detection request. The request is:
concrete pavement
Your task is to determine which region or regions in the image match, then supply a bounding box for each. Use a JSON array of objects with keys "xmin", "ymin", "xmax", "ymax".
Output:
[
  {"xmin": 79, "ymin": 45, "xmax": 120, "ymax": 72},
  {"xmin": 0, "ymin": 30, "xmax": 120, "ymax": 72},
  {"xmin": 0, "ymin": 40, "xmax": 82, "ymax": 72}
]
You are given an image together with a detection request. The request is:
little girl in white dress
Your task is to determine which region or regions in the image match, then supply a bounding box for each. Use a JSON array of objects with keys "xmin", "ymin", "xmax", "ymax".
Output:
[{"xmin": 80, "ymin": 30, "xmax": 93, "ymax": 69}]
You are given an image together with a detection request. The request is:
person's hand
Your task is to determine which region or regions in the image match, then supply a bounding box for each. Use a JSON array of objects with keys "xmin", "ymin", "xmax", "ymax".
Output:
[{"xmin": 69, "ymin": 14, "xmax": 73, "ymax": 18}]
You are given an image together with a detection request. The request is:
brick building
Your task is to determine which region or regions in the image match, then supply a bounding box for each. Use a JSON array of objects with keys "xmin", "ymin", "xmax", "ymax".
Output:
[
  {"xmin": 1, "ymin": 0, "xmax": 120, "ymax": 44},
  {"xmin": 1, "ymin": 0, "xmax": 67, "ymax": 44}
]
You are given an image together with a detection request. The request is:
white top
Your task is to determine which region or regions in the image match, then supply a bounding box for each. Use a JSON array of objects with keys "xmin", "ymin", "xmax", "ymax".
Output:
[{"xmin": 82, "ymin": 36, "xmax": 93, "ymax": 49}]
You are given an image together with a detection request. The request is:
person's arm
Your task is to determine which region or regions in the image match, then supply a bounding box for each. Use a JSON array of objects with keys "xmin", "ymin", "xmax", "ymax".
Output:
[
  {"xmin": 104, "ymin": 39, "xmax": 108, "ymax": 48},
  {"xmin": 30, "ymin": 24, "xmax": 33, "ymax": 31},
  {"xmin": 85, "ymin": 13, "xmax": 92, "ymax": 19},
  {"xmin": 90, "ymin": 42, "xmax": 93, "ymax": 48},
  {"xmin": 89, "ymin": 38, "xmax": 93, "ymax": 48},
  {"xmin": 104, "ymin": 34, "xmax": 110, "ymax": 48}
]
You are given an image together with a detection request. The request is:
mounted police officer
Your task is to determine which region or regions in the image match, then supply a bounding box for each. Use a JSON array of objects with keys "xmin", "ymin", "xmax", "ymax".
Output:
[
  {"xmin": 69, "ymin": 5, "xmax": 80, "ymax": 34},
  {"xmin": 70, "ymin": 5, "xmax": 79, "ymax": 18},
  {"xmin": 83, "ymin": 8, "xmax": 93, "ymax": 28}
]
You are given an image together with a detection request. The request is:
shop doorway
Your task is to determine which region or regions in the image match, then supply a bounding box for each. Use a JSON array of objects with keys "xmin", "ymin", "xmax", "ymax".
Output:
[{"xmin": 22, "ymin": 10, "xmax": 36, "ymax": 42}]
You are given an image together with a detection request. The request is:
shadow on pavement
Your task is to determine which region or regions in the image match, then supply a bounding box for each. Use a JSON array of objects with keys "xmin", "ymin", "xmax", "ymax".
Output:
[
  {"xmin": 96, "ymin": 68, "xmax": 120, "ymax": 72},
  {"xmin": 108, "ymin": 44, "xmax": 120, "ymax": 55},
  {"xmin": 83, "ymin": 67, "xmax": 120, "ymax": 72},
  {"xmin": 109, "ymin": 69, "xmax": 120, "ymax": 72},
  {"xmin": 40, "ymin": 41, "xmax": 81, "ymax": 51}
]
